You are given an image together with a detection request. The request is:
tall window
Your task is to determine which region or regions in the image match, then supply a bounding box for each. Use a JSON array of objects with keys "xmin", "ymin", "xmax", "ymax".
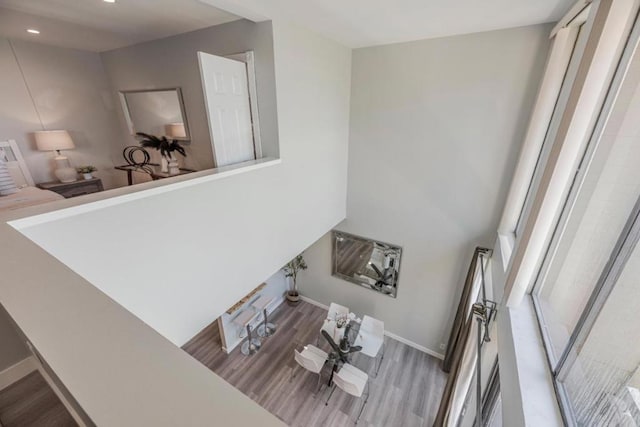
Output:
[
  {"xmin": 498, "ymin": 4, "xmax": 592, "ymax": 243},
  {"xmin": 532, "ymin": 18, "xmax": 640, "ymax": 425},
  {"xmin": 514, "ymin": 19, "xmax": 588, "ymax": 238}
]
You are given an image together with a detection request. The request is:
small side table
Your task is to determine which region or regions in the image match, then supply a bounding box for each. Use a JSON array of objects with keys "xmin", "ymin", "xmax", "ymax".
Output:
[{"xmin": 37, "ymin": 178, "xmax": 104, "ymax": 198}]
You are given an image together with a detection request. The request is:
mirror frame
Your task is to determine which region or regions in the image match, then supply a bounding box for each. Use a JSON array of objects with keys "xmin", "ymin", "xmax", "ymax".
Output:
[
  {"xmin": 331, "ymin": 230, "xmax": 402, "ymax": 298},
  {"xmin": 119, "ymin": 87, "xmax": 191, "ymax": 142}
]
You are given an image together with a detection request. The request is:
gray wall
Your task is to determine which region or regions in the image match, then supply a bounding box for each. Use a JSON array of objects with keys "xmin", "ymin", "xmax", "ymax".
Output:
[
  {"xmin": 101, "ymin": 19, "xmax": 279, "ymax": 175},
  {"xmin": 0, "ymin": 38, "xmax": 123, "ymax": 189},
  {"xmin": 299, "ymin": 24, "xmax": 552, "ymax": 354},
  {"xmin": 0, "ymin": 304, "xmax": 28, "ymax": 372}
]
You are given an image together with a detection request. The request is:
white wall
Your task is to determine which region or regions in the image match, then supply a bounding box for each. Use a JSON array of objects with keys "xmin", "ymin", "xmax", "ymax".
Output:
[
  {"xmin": 14, "ymin": 18, "xmax": 352, "ymax": 347},
  {"xmin": 101, "ymin": 19, "xmax": 279, "ymax": 177},
  {"xmin": 0, "ymin": 38, "xmax": 123, "ymax": 189},
  {"xmin": 299, "ymin": 24, "xmax": 552, "ymax": 354},
  {"xmin": 0, "ymin": 304, "xmax": 29, "ymax": 372}
]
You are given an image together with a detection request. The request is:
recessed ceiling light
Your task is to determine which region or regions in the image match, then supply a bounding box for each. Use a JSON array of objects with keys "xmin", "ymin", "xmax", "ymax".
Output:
[
  {"xmin": 27, "ymin": 29, "xmax": 40, "ymax": 34},
  {"xmin": 103, "ymin": 0, "xmax": 116, "ymax": 3}
]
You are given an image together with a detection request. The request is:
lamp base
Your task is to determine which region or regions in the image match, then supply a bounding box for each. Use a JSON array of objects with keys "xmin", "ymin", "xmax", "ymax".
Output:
[
  {"xmin": 55, "ymin": 167, "xmax": 78, "ymax": 183},
  {"xmin": 54, "ymin": 156, "xmax": 77, "ymax": 183}
]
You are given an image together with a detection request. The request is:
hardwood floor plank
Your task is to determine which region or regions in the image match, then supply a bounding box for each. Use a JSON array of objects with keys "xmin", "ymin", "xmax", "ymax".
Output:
[
  {"xmin": 0, "ymin": 372, "xmax": 76, "ymax": 427},
  {"xmin": 182, "ymin": 300, "xmax": 447, "ymax": 426}
]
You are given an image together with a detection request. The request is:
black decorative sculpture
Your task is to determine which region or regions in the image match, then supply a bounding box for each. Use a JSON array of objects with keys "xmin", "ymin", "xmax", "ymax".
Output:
[{"xmin": 122, "ymin": 146, "xmax": 153, "ymax": 174}]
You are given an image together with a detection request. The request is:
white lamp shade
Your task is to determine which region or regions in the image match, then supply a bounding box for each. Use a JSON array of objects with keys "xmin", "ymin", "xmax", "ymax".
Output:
[
  {"xmin": 165, "ymin": 123, "xmax": 186, "ymax": 138},
  {"xmin": 35, "ymin": 130, "xmax": 75, "ymax": 151}
]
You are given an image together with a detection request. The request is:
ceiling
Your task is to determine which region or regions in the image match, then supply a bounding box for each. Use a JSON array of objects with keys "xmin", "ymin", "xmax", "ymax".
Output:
[
  {"xmin": 200, "ymin": 0, "xmax": 575, "ymax": 48},
  {"xmin": 0, "ymin": 0, "xmax": 240, "ymax": 52},
  {"xmin": 0, "ymin": 0, "xmax": 574, "ymax": 52}
]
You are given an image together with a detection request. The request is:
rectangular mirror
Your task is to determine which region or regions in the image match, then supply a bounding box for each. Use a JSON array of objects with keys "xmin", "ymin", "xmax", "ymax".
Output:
[
  {"xmin": 332, "ymin": 230, "xmax": 402, "ymax": 298},
  {"xmin": 119, "ymin": 88, "xmax": 190, "ymax": 141}
]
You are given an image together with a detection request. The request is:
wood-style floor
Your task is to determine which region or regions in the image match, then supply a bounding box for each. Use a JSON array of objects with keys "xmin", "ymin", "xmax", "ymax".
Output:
[
  {"xmin": 0, "ymin": 371, "xmax": 76, "ymax": 427},
  {"xmin": 182, "ymin": 300, "xmax": 447, "ymax": 426}
]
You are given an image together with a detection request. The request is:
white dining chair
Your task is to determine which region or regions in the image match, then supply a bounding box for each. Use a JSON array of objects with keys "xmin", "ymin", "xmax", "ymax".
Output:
[
  {"xmin": 291, "ymin": 344, "xmax": 329, "ymax": 393},
  {"xmin": 317, "ymin": 302, "xmax": 350, "ymax": 345},
  {"xmin": 327, "ymin": 302, "xmax": 349, "ymax": 319},
  {"xmin": 354, "ymin": 315, "xmax": 385, "ymax": 377},
  {"xmin": 325, "ymin": 363, "xmax": 369, "ymax": 424}
]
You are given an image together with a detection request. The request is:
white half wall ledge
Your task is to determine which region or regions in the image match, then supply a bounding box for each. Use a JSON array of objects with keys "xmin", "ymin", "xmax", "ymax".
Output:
[
  {"xmin": 300, "ymin": 296, "xmax": 445, "ymax": 360},
  {"xmin": 8, "ymin": 158, "xmax": 282, "ymax": 230},
  {"xmin": 11, "ymin": 153, "xmax": 341, "ymax": 349}
]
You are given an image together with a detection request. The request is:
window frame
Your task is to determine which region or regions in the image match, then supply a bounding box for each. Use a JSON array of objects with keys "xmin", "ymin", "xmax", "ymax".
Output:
[
  {"xmin": 497, "ymin": 4, "xmax": 592, "ymax": 262},
  {"xmin": 501, "ymin": 0, "xmax": 640, "ymax": 310},
  {"xmin": 530, "ymin": 12, "xmax": 640, "ymax": 425},
  {"xmin": 513, "ymin": 16, "xmax": 589, "ymax": 240}
]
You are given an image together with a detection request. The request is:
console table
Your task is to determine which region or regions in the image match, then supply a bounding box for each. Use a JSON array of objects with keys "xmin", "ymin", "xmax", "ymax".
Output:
[
  {"xmin": 114, "ymin": 164, "xmax": 196, "ymax": 186},
  {"xmin": 37, "ymin": 178, "xmax": 104, "ymax": 198}
]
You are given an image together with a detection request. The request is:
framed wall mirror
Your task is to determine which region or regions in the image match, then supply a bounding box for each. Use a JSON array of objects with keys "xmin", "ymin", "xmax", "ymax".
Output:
[
  {"xmin": 119, "ymin": 88, "xmax": 191, "ymax": 141},
  {"xmin": 332, "ymin": 230, "xmax": 402, "ymax": 298}
]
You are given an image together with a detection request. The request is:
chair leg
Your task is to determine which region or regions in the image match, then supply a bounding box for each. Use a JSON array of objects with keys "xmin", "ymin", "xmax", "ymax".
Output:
[
  {"xmin": 315, "ymin": 372, "xmax": 323, "ymax": 394},
  {"xmin": 355, "ymin": 383, "xmax": 370, "ymax": 424},
  {"xmin": 241, "ymin": 324, "xmax": 261, "ymax": 356},
  {"xmin": 374, "ymin": 342, "xmax": 384, "ymax": 377},
  {"xmin": 325, "ymin": 384, "xmax": 336, "ymax": 406},
  {"xmin": 290, "ymin": 364, "xmax": 298, "ymax": 382}
]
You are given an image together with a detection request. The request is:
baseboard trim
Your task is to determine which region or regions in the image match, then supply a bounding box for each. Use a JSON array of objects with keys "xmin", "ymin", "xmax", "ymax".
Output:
[
  {"xmin": 300, "ymin": 296, "xmax": 328, "ymax": 310},
  {"xmin": 0, "ymin": 356, "xmax": 37, "ymax": 391},
  {"xmin": 299, "ymin": 295, "xmax": 445, "ymax": 360},
  {"xmin": 383, "ymin": 330, "xmax": 445, "ymax": 360}
]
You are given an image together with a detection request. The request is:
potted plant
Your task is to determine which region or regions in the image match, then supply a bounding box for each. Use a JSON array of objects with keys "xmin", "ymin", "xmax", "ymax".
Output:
[
  {"xmin": 136, "ymin": 132, "xmax": 187, "ymax": 175},
  {"xmin": 283, "ymin": 254, "xmax": 307, "ymax": 304},
  {"xmin": 76, "ymin": 165, "xmax": 97, "ymax": 180}
]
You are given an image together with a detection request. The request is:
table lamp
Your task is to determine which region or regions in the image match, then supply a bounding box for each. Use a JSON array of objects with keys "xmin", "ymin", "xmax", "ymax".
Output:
[
  {"xmin": 35, "ymin": 130, "xmax": 77, "ymax": 183},
  {"xmin": 165, "ymin": 122, "xmax": 186, "ymax": 139}
]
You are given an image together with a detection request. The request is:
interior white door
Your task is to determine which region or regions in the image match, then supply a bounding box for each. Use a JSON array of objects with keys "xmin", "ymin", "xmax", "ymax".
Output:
[{"xmin": 198, "ymin": 51, "xmax": 256, "ymax": 167}]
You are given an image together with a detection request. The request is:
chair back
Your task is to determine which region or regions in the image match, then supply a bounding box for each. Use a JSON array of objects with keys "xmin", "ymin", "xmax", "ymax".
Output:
[
  {"xmin": 294, "ymin": 349, "xmax": 322, "ymax": 372},
  {"xmin": 334, "ymin": 367, "xmax": 366, "ymax": 398},
  {"xmin": 361, "ymin": 315, "xmax": 384, "ymax": 336},
  {"xmin": 328, "ymin": 302, "xmax": 349, "ymax": 319}
]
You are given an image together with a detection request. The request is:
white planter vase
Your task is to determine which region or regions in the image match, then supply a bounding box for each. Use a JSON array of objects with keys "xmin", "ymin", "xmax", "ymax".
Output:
[
  {"xmin": 160, "ymin": 156, "xmax": 169, "ymax": 173},
  {"xmin": 83, "ymin": 173, "xmax": 93, "ymax": 180},
  {"xmin": 168, "ymin": 157, "xmax": 180, "ymax": 175}
]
